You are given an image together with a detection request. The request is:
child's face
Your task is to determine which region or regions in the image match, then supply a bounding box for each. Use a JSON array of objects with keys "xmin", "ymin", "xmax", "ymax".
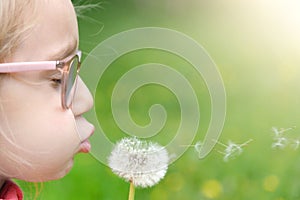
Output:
[{"xmin": 0, "ymin": 0, "xmax": 94, "ymax": 181}]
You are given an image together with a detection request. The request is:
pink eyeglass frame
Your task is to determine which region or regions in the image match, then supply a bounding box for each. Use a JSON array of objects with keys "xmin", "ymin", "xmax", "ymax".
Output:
[
  {"xmin": 0, "ymin": 50, "xmax": 82, "ymax": 109},
  {"xmin": 0, "ymin": 51, "xmax": 81, "ymax": 73}
]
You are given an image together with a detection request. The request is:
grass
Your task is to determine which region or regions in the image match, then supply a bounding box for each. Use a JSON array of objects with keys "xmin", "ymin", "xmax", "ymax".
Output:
[{"xmin": 17, "ymin": 0, "xmax": 300, "ymax": 199}]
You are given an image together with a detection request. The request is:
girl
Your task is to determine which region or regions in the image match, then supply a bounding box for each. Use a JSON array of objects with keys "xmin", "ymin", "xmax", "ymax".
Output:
[{"xmin": 0, "ymin": 0, "xmax": 94, "ymax": 199}]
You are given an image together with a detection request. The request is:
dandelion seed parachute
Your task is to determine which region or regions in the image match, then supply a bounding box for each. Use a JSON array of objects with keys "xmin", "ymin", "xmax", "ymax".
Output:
[{"xmin": 108, "ymin": 137, "xmax": 169, "ymax": 188}]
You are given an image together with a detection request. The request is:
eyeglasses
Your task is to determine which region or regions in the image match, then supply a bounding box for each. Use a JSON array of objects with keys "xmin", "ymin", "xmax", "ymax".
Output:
[{"xmin": 0, "ymin": 50, "xmax": 81, "ymax": 109}]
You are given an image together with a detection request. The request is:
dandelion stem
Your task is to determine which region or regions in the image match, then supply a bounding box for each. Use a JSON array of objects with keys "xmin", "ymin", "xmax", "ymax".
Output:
[{"xmin": 128, "ymin": 181, "xmax": 135, "ymax": 200}]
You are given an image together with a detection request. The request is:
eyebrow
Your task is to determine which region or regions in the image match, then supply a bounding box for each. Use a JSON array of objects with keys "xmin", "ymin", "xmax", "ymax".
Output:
[{"xmin": 49, "ymin": 38, "xmax": 78, "ymax": 61}]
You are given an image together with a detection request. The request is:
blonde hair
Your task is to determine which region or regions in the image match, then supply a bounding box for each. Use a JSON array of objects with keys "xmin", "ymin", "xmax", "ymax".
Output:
[
  {"xmin": 0, "ymin": 0, "xmax": 36, "ymax": 62},
  {"xmin": 0, "ymin": 0, "xmax": 101, "ymax": 62},
  {"xmin": 0, "ymin": 0, "xmax": 38, "ymax": 178}
]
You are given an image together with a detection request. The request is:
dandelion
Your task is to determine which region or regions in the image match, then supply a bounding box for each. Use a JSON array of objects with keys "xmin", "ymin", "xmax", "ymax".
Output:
[{"xmin": 108, "ymin": 137, "xmax": 169, "ymax": 200}]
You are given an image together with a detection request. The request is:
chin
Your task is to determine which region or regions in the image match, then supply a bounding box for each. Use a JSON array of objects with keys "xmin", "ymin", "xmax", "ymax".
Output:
[
  {"xmin": 42, "ymin": 159, "xmax": 75, "ymax": 181},
  {"xmin": 54, "ymin": 159, "xmax": 75, "ymax": 180},
  {"xmin": 14, "ymin": 159, "xmax": 75, "ymax": 182}
]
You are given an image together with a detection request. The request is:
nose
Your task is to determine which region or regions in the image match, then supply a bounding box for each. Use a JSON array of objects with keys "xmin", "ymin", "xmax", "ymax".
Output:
[{"xmin": 71, "ymin": 76, "xmax": 94, "ymax": 116}]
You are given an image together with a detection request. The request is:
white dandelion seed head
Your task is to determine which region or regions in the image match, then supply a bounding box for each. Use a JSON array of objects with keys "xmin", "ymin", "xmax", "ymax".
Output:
[{"xmin": 108, "ymin": 137, "xmax": 169, "ymax": 188}]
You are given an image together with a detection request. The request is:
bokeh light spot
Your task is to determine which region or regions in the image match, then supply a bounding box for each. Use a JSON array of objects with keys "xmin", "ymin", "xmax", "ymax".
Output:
[
  {"xmin": 263, "ymin": 175, "xmax": 279, "ymax": 192},
  {"xmin": 201, "ymin": 179, "xmax": 223, "ymax": 199}
]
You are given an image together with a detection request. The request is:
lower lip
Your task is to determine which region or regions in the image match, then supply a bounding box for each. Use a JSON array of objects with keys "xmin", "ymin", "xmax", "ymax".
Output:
[{"xmin": 79, "ymin": 140, "xmax": 91, "ymax": 153}]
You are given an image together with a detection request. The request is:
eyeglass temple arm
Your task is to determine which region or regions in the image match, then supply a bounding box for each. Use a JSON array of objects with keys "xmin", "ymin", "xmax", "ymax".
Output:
[
  {"xmin": 0, "ymin": 61, "xmax": 57, "ymax": 73},
  {"xmin": 0, "ymin": 50, "xmax": 81, "ymax": 73}
]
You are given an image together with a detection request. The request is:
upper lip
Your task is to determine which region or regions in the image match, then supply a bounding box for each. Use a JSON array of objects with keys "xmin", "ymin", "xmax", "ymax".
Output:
[
  {"xmin": 82, "ymin": 126, "xmax": 95, "ymax": 142},
  {"xmin": 82, "ymin": 125, "xmax": 95, "ymax": 142},
  {"xmin": 75, "ymin": 116, "xmax": 95, "ymax": 142}
]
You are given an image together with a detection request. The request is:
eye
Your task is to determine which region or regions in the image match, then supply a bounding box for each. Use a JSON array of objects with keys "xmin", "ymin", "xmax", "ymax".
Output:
[
  {"xmin": 51, "ymin": 78, "xmax": 62, "ymax": 84},
  {"xmin": 50, "ymin": 78, "xmax": 62, "ymax": 89},
  {"xmin": 48, "ymin": 71, "xmax": 63, "ymax": 89}
]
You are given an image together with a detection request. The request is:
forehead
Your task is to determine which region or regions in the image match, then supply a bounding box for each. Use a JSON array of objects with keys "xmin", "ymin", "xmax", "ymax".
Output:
[{"xmin": 11, "ymin": 0, "xmax": 78, "ymax": 62}]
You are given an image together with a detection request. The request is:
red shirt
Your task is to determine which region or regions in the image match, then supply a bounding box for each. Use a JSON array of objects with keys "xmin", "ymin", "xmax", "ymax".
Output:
[{"xmin": 0, "ymin": 180, "xmax": 23, "ymax": 200}]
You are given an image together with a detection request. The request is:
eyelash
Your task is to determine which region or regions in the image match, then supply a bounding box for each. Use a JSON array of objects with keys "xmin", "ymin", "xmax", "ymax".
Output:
[
  {"xmin": 52, "ymin": 78, "xmax": 62, "ymax": 84},
  {"xmin": 51, "ymin": 78, "xmax": 62, "ymax": 88}
]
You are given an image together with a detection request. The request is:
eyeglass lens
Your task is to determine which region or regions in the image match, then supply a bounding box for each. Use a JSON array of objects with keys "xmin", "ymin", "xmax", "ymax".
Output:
[{"xmin": 65, "ymin": 56, "xmax": 79, "ymax": 108}]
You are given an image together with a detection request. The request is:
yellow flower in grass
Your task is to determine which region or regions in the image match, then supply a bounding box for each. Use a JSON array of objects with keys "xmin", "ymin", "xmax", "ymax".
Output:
[
  {"xmin": 263, "ymin": 175, "xmax": 279, "ymax": 192},
  {"xmin": 201, "ymin": 179, "xmax": 223, "ymax": 199}
]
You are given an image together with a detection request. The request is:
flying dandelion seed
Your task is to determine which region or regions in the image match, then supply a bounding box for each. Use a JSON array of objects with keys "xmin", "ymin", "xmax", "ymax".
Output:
[
  {"xmin": 272, "ymin": 137, "xmax": 288, "ymax": 149},
  {"xmin": 291, "ymin": 139, "xmax": 300, "ymax": 150},
  {"xmin": 271, "ymin": 126, "xmax": 295, "ymax": 137},
  {"xmin": 215, "ymin": 139, "xmax": 253, "ymax": 162},
  {"xmin": 271, "ymin": 126, "xmax": 298, "ymax": 150},
  {"xmin": 180, "ymin": 140, "xmax": 202, "ymax": 154},
  {"xmin": 183, "ymin": 139, "xmax": 252, "ymax": 162},
  {"xmin": 108, "ymin": 137, "xmax": 169, "ymax": 188},
  {"xmin": 194, "ymin": 141, "xmax": 203, "ymax": 154}
]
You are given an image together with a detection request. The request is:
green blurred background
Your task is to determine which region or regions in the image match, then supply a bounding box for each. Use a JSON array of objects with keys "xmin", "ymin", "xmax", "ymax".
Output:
[{"xmin": 18, "ymin": 0, "xmax": 300, "ymax": 199}]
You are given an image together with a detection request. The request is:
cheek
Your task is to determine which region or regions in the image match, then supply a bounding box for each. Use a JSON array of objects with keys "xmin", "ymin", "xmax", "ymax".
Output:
[
  {"xmin": 16, "ymin": 109, "xmax": 80, "ymax": 150},
  {"xmin": 0, "ymin": 77, "xmax": 80, "ymax": 181},
  {"xmin": 0, "ymin": 96, "xmax": 80, "ymax": 181}
]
